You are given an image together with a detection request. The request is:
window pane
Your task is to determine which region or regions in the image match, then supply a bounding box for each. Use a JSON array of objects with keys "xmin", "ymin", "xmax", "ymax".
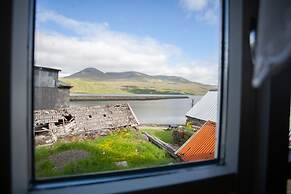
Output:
[{"xmin": 33, "ymin": 0, "xmax": 221, "ymax": 179}]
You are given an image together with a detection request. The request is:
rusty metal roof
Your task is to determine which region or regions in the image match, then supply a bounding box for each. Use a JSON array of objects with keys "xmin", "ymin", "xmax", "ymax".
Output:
[{"xmin": 175, "ymin": 121, "xmax": 216, "ymax": 162}]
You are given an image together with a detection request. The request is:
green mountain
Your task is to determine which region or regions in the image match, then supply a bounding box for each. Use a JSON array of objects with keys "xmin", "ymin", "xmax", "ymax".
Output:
[
  {"xmin": 66, "ymin": 67, "xmax": 193, "ymax": 83},
  {"xmin": 63, "ymin": 67, "xmax": 216, "ymax": 95}
]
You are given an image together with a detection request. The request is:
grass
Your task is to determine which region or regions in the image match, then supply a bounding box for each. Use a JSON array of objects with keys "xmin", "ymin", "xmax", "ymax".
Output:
[
  {"xmin": 184, "ymin": 127, "xmax": 195, "ymax": 133},
  {"xmin": 60, "ymin": 78, "xmax": 210, "ymax": 95},
  {"xmin": 140, "ymin": 127, "xmax": 174, "ymax": 144},
  {"xmin": 140, "ymin": 126, "xmax": 195, "ymax": 146},
  {"xmin": 35, "ymin": 129, "xmax": 174, "ymax": 178}
]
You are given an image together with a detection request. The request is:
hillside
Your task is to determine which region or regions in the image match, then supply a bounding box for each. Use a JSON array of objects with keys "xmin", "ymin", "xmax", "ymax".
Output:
[
  {"xmin": 66, "ymin": 68, "xmax": 193, "ymax": 83},
  {"xmin": 62, "ymin": 68, "xmax": 215, "ymax": 95}
]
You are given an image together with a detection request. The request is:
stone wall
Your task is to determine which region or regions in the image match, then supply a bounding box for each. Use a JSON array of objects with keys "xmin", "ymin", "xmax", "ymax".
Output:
[
  {"xmin": 34, "ymin": 104, "xmax": 139, "ymax": 146},
  {"xmin": 34, "ymin": 87, "xmax": 70, "ymax": 110},
  {"xmin": 34, "ymin": 87, "xmax": 59, "ymax": 110},
  {"xmin": 57, "ymin": 88, "xmax": 71, "ymax": 107}
]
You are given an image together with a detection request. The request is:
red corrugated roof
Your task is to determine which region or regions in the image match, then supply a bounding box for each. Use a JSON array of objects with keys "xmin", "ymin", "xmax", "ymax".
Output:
[{"xmin": 175, "ymin": 121, "xmax": 216, "ymax": 162}]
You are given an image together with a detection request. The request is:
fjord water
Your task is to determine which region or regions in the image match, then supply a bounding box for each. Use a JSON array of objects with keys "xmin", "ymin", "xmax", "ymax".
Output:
[{"xmin": 70, "ymin": 95, "xmax": 201, "ymax": 125}]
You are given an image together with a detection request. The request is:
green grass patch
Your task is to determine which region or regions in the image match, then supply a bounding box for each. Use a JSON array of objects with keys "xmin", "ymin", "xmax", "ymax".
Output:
[
  {"xmin": 35, "ymin": 129, "xmax": 173, "ymax": 178},
  {"xmin": 59, "ymin": 78, "xmax": 131, "ymax": 94},
  {"xmin": 184, "ymin": 127, "xmax": 195, "ymax": 133},
  {"xmin": 60, "ymin": 78, "xmax": 210, "ymax": 95},
  {"xmin": 141, "ymin": 128, "xmax": 174, "ymax": 144},
  {"xmin": 125, "ymin": 87, "xmax": 185, "ymax": 95}
]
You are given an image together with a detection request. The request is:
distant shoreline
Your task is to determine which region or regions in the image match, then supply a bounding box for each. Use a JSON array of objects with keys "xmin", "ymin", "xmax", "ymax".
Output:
[{"xmin": 70, "ymin": 94, "xmax": 189, "ymax": 101}]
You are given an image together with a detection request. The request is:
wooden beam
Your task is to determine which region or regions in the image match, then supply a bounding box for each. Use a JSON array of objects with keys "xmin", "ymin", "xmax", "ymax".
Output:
[{"xmin": 143, "ymin": 132, "xmax": 179, "ymax": 159}]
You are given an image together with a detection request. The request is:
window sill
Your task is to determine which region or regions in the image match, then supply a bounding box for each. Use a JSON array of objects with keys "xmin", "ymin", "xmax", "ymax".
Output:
[{"xmin": 30, "ymin": 163, "xmax": 235, "ymax": 194}]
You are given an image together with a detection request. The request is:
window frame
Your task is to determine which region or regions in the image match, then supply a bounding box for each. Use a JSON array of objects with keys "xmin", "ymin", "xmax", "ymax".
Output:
[{"xmin": 6, "ymin": 0, "xmax": 250, "ymax": 193}]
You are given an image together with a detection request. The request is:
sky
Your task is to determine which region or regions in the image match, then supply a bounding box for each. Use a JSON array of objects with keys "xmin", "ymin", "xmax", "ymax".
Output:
[{"xmin": 35, "ymin": 0, "xmax": 220, "ymax": 84}]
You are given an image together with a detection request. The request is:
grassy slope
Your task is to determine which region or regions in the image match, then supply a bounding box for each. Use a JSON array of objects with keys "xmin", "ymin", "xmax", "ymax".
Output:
[
  {"xmin": 140, "ymin": 126, "xmax": 195, "ymax": 146},
  {"xmin": 60, "ymin": 78, "xmax": 211, "ymax": 95},
  {"xmin": 35, "ymin": 129, "xmax": 173, "ymax": 178},
  {"xmin": 140, "ymin": 127, "xmax": 174, "ymax": 144}
]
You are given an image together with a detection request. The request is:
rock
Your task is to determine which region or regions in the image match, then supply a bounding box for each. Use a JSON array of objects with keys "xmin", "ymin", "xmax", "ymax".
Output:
[
  {"xmin": 178, "ymin": 126, "xmax": 184, "ymax": 130},
  {"xmin": 142, "ymin": 134, "xmax": 149, "ymax": 141},
  {"xmin": 35, "ymin": 135, "xmax": 46, "ymax": 145},
  {"xmin": 115, "ymin": 161, "xmax": 128, "ymax": 168},
  {"xmin": 99, "ymin": 131, "xmax": 108, "ymax": 136}
]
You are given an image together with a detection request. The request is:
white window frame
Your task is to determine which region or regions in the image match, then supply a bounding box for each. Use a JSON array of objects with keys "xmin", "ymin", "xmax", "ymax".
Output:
[{"xmin": 8, "ymin": 0, "xmax": 250, "ymax": 193}]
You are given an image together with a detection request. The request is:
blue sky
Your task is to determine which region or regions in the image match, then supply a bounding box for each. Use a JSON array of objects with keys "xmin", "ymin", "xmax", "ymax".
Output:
[{"xmin": 35, "ymin": 0, "xmax": 219, "ymax": 84}]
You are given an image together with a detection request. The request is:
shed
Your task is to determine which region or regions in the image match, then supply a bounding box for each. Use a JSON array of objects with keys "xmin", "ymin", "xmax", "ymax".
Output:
[
  {"xmin": 34, "ymin": 66, "xmax": 72, "ymax": 110},
  {"xmin": 175, "ymin": 121, "xmax": 216, "ymax": 162},
  {"xmin": 34, "ymin": 66, "xmax": 61, "ymax": 88},
  {"xmin": 185, "ymin": 90, "xmax": 218, "ymax": 128}
]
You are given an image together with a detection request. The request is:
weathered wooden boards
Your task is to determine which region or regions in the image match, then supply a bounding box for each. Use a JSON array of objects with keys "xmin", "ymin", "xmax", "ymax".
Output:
[{"xmin": 143, "ymin": 132, "xmax": 178, "ymax": 159}]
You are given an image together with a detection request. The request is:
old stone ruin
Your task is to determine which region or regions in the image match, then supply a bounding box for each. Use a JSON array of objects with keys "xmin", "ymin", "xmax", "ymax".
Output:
[{"xmin": 34, "ymin": 103, "xmax": 139, "ymax": 146}]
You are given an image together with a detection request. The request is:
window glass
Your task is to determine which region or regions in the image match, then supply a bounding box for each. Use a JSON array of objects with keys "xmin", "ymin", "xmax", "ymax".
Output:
[{"xmin": 33, "ymin": 0, "xmax": 221, "ymax": 179}]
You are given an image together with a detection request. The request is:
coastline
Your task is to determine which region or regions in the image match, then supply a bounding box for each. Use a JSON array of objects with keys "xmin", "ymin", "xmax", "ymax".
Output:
[{"xmin": 70, "ymin": 94, "xmax": 189, "ymax": 101}]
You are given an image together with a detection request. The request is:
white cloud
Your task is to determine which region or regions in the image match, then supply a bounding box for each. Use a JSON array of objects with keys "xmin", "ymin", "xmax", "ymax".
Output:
[
  {"xmin": 180, "ymin": 0, "xmax": 218, "ymax": 24},
  {"xmin": 38, "ymin": 10, "xmax": 110, "ymax": 36},
  {"xmin": 196, "ymin": 8, "xmax": 218, "ymax": 24},
  {"xmin": 180, "ymin": 0, "xmax": 208, "ymax": 11},
  {"xmin": 35, "ymin": 10, "xmax": 218, "ymax": 85}
]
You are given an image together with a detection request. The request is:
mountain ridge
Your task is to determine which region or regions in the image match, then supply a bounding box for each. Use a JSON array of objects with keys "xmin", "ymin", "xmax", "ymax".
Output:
[
  {"xmin": 66, "ymin": 67, "xmax": 203, "ymax": 85},
  {"xmin": 62, "ymin": 67, "xmax": 217, "ymax": 95}
]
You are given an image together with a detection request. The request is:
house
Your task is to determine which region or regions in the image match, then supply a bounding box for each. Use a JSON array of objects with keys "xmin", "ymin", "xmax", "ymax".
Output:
[
  {"xmin": 175, "ymin": 121, "xmax": 216, "ymax": 162},
  {"xmin": 185, "ymin": 89, "xmax": 218, "ymax": 129},
  {"xmin": 34, "ymin": 66, "xmax": 72, "ymax": 110},
  {"xmin": 175, "ymin": 90, "xmax": 218, "ymax": 162}
]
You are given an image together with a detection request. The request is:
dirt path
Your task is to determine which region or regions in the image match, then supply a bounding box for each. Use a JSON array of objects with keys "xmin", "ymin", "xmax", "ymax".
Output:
[{"xmin": 49, "ymin": 150, "xmax": 90, "ymax": 169}]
